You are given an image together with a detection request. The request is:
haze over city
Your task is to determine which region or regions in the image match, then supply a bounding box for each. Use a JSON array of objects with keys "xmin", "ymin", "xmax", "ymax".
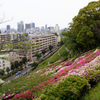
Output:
[{"xmin": 0, "ymin": 0, "xmax": 98, "ymax": 30}]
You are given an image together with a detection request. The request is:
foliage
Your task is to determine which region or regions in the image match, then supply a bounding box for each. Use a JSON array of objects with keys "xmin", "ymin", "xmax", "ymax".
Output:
[
  {"xmin": 35, "ymin": 52, "xmax": 41, "ymax": 59},
  {"xmin": 6, "ymin": 67, "xmax": 10, "ymax": 74},
  {"xmin": 0, "ymin": 69, "xmax": 4, "ymax": 76},
  {"xmin": 14, "ymin": 61, "xmax": 19, "ymax": 69},
  {"xmin": 22, "ymin": 57, "xmax": 27, "ymax": 64},
  {"xmin": 42, "ymin": 49, "xmax": 46, "ymax": 55},
  {"xmin": 40, "ymin": 75, "xmax": 89, "ymax": 100},
  {"xmin": 53, "ymin": 32, "xmax": 58, "ymax": 36},
  {"xmin": 49, "ymin": 45, "xmax": 53, "ymax": 51},
  {"xmin": 11, "ymin": 63, "xmax": 15, "ymax": 71},
  {"xmin": 31, "ymin": 62, "xmax": 38, "ymax": 69}
]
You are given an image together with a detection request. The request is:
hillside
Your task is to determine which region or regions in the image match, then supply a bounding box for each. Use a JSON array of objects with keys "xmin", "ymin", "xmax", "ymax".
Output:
[{"xmin": 1, "ymin": 47, "xmax": 100, "ymax": 100}]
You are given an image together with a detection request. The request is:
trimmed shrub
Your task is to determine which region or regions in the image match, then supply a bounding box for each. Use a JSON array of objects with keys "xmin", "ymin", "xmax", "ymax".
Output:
[{"xmin": 40, "ymin": 75, "xmax": 89, "ymax": 100}]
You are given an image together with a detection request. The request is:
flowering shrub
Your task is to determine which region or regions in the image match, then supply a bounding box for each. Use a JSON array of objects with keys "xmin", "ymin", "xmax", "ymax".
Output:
[{"xmin": 38, "ymin": 75, "xmax": 89, "ymax": 100}]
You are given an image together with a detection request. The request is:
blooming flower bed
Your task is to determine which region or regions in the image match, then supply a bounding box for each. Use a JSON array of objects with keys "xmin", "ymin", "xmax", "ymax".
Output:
[{"xmin": 1, "ymin": 49, "xmax": 100, "ymax": 100}]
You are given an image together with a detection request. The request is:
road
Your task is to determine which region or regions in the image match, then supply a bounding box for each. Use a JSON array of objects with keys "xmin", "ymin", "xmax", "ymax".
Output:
[{"xmin": 4, "ymin": 66, "xmax": 32, "ymax": 82}]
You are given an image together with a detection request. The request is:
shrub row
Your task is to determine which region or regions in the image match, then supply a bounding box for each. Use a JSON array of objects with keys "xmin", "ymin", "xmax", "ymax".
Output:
[
  {"xmin": 36, "ymin": 75, "xmax": 89, "ymax": 100},
  {"xmin": 1, "ymin": 68, "xmax": 23, "ymax": 80}
]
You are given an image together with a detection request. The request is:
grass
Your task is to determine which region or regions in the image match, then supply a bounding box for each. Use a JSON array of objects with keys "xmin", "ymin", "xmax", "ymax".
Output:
[
  {"xmin": 81, "ymin": 82, "xmax": 100, "ymax": 100},
  {"xmin": 59, "ymin": 47, "xmax": 68, "ymax": 57},
  {"xmin": 49, "ymin": 52, "xmax": 60, "ymax": 64},
  {"xmin": 36, "ymin": 58, "xmax": 49, "ymax": 69}
]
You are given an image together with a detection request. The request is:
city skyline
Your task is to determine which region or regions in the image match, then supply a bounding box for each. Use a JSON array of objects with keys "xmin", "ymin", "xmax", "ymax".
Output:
[{"xmin": 0, "ymin": 0, "xmax": 98, "ymax": 30}]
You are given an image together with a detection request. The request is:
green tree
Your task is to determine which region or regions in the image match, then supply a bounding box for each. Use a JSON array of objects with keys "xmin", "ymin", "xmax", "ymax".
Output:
[
  {"xmin": 31, "ymin": 61, "xmax": 38, "ymax": 68},
  {"xmin": 11, "ymin": 63, "xmax": 15, "ymax": 71},
  {"xmin": 49, "ymin": 45, "xmax": 53, "ymax": 51},
  {"xmin": 19, "ymin": 60, "xmax": 23, "ymax": 67},
  {"xmin": 72, "ymin": 1, "xmax": 100, "ymax": 49},
  {"xmin": 35, "ymin": 53, "xmax": 41, "ymax": 59},
  {"xmin": 42, "ymin": 49, "xmax": 46, "ymax": 55},
  {"xmin": 6, "ymin": 67, "xmax": 10, "ymax": 74},
  {"xmin": 14, "ymin": 61, "xmax": 19, "ymax": 69},
  {"xmin": 22, "ymin": 57, "xmax": 27, "ymax": 64},
  {"xmin": 53, "ymin": 32, "xmax": 58, "ymax": 36},
  {"xmin": 0, "ymin": 69, "xmax": 5, "ymax": 76}
]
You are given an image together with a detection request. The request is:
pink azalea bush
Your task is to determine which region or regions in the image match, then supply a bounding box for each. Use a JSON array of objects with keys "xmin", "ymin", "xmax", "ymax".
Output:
[{"xmin": 2, "ymin": 49, "xmax": 100, "ymax": 100}]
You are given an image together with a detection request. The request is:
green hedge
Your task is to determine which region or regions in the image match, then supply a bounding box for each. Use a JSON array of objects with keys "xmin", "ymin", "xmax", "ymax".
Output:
[
  {"xmin": 1, "ymin": 68, "xmax": 23, "ymax": 80},
  {"xmin": 38, "ymin": 75, "xmax": 89, "ymax": 100}
]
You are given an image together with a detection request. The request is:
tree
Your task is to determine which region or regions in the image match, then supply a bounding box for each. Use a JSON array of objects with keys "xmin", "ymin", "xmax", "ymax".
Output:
[
  {"xmin": 35, "ymin": 53, "xmax": 41, "ymax": 59},
  {"xmin": 19, "ymin": 60, "xmax": 23, "ymax": 67},
  {"xmin": 42, "ymin": 49, "xmax": 46, "ymax": 55},
  {"xmin": 6, "ymin": 67, "xmax": 10, "ymax": 74},
  {"xmin": 22, "ymin": 57, "xmax": 27, "ymax": 64},
  {"xmin": 11, "ymin": 63, "xmax": 15, "ymax": 71},
  {"xmin": 0, "ymin": 69, "xmax": 4, "ymax": 76},
  {"xmin": 49, "ymin": 45, "xmax": 53, "ymax": 51},
  {"xmin": 53, "ymin": 32, "xmax": 58, "ymax": 36},
  {"xmin": 14, "ymin": 61, "xmax": 19, "ymax": 69},
  {"xmin": 31, "ymin": 61, "xmax": 38, "ymax": 68},
  {"xmin": 72, "ymin": 1, "xmax": 100, "ymax": 49}
]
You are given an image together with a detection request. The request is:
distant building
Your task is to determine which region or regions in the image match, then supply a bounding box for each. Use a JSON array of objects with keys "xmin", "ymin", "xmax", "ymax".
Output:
[
  {"xmin": 45, "ymin": 24, "xmax": 47, "ymax": 30},
  {"xmin": 7, "ymin": 25, "xmax": 10, "ymax": 30},
  {"xmin": 17, "ymin": 21, "xmax": 24, "ymax": 32},
  {"xmin": 25, "ymin": 24, "xmax": 31, "ymax": 29},
  {"xmin": 31, "ymin": 23, "xmax": 35, "ymax": 29},
  {"xmin": 55, "ymin": 24, "xmax": 59, "ymax": 33}
]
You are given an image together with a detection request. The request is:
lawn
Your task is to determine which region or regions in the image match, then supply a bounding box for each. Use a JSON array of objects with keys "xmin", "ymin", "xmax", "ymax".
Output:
[{"xmin": 49, "ymin": 52, "xmax": 60, "ymax": 64}]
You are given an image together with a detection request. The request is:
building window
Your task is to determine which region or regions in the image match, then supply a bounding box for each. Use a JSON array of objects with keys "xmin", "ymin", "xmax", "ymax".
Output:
[
  {"xmin": 0, "ymin": 65, "xmax": 1, "ymax": 67},
  {"xmin": 3, "ymin": 64, "xmax": 5, "ymax": 66},
  {"xmin": 3, "ymin": 61, "xmax": 5, "ymax": 63}
]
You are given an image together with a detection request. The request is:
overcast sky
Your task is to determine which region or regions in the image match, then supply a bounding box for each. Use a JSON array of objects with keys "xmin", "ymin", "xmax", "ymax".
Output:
[{"xmin": 0, "ymin": 0, "xmax": 98, "ymax": 30}]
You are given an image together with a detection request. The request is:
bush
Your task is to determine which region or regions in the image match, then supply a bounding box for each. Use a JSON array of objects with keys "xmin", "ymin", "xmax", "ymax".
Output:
[
  {"xmin": 40, "ymin": 75, "xmax": 89, "ymax": 100},
  {"xmin": 85, "ymin": 70, "xmax": 100, "ymax": 86},
  {"xmin": 1, "ymin": 68, "xmax": 23, "ymax": 80}
]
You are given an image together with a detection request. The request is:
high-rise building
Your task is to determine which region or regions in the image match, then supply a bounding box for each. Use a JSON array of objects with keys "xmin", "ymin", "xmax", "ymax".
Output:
[
  {"xmin": 25, "ymin": 24, "xmax": 31, "ymax": 29},
  {"xmin": 55, "ymin": 24, "xmax": 59, "ymax": 33},
  {"xmin": 31, "ymin": 23, "xmax": 35, "ymax": 29},
  {"xmin": 17, "ymin": 21, "xmax": 24, "ymax": 32},
  {"xmin": 45, "ymin": 24, "xmax": 47, "ymax": 30},
  {"xmin": 7, "ymin": 25, "xmax": 10, "ymax": 30}
]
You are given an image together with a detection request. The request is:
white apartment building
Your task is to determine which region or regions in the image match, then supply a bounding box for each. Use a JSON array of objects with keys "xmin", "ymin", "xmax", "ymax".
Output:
[
  {"xmin": 30, "ymin": 34, "xmax": 57, "ymax": 61},
  {"xmin": 0, "ymin": 54, "xmax": 11, "ymax": 73}
]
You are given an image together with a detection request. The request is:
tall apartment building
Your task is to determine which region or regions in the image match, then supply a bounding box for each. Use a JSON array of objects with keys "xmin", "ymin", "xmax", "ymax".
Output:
[
  {"xmin": 17, "ymin": 21, "xmax": 24, "ymax": 32},
  {"xmin": 30, "ymin": 34, "xmax": 57, "ymax": 61}
]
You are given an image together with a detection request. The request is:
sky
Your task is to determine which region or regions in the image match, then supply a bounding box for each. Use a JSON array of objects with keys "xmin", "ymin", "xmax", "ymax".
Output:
[{"xmin": 0, "ymin": 0, "xmax": 98, "ymax": 30}]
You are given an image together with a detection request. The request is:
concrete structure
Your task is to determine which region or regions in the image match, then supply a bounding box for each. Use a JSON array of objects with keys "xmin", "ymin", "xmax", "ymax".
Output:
[
  {"xmin": 0, "ymin": 33, "xmax": 11, "ymax": 43},
  {"xmin": 0, "ymin": 54, "xmax": 11, "ymax": 74},
  {"xmin": 17, "ymin": 21, "xmax": 24, "ymax": 33},
  {"xmin": 30, "ymin": 34, "xmax": 57, "ymax": 61}
]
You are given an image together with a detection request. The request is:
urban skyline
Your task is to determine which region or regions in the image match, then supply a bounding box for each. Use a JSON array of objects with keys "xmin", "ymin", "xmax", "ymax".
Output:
[{"xmin": 0, "ymin": 0, "xmax": 98, "ymax": 30}]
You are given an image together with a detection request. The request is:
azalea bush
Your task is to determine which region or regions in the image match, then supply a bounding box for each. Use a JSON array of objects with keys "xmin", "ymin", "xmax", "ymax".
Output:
[{"xmin": 38, "ymin": 75, "xmax": 89, "ymax": 100}]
